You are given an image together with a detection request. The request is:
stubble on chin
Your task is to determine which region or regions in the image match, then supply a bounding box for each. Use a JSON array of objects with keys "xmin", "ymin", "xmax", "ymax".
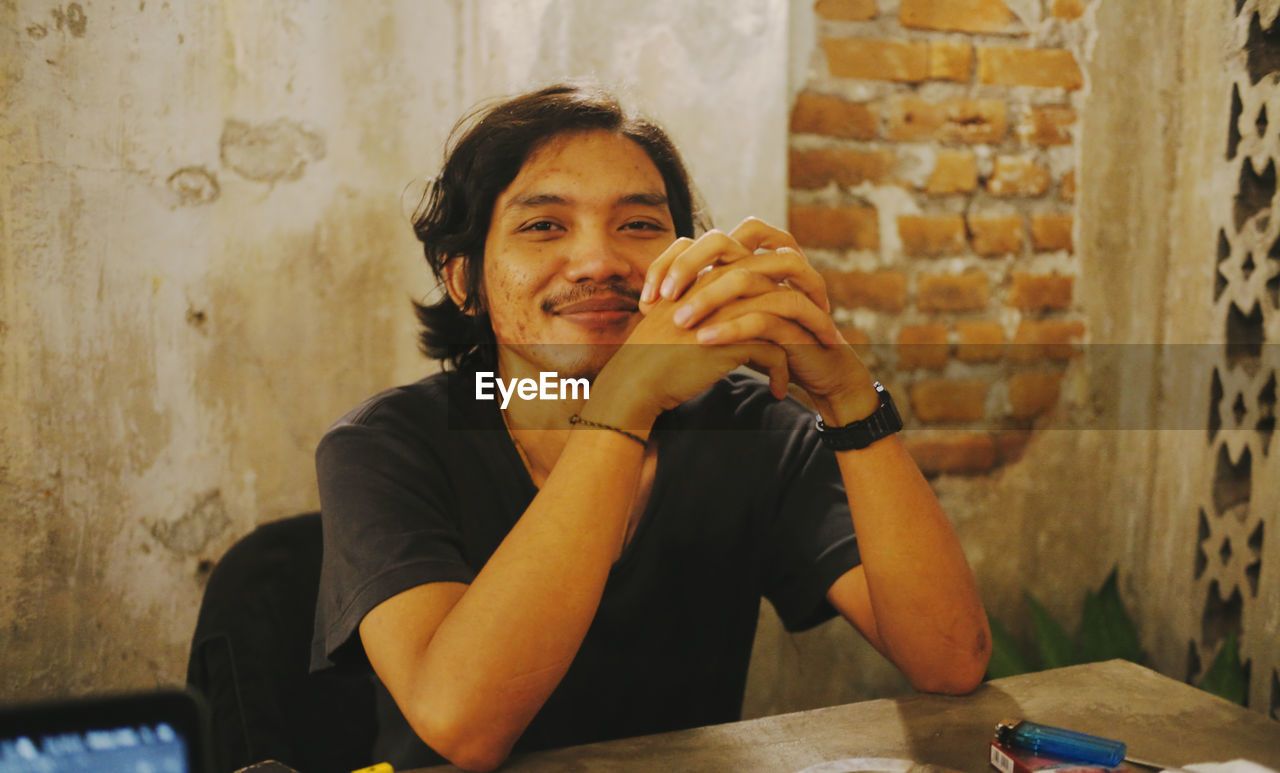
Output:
[
  {"xmin": 496, "ymin": 341, "xmax": 617, "ymax": 383},
  {"xmin": 543, "ymin": 343, "xmax": 619, "ymax": 382}
]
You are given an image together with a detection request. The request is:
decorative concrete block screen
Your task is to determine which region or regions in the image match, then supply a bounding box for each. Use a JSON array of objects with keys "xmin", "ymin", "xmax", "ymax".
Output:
[
  {"xmin": 1195, "ymin": 0, "xmax": 1279, "ymax": 719},
  {"xmin": 790, "ymin": 0, "xmax": 1087, "ymax": 475}
]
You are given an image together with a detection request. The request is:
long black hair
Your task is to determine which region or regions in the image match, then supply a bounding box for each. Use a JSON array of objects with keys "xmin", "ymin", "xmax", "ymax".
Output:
[{"xmin": 411, "ymin": 83, "xmax": 704, "ymax": 370}]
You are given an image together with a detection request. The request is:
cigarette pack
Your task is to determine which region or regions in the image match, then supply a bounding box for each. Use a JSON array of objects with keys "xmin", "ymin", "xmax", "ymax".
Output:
[{"xmin": 990, "ymin": 741, "xmax": 1129, "ymax": 773}]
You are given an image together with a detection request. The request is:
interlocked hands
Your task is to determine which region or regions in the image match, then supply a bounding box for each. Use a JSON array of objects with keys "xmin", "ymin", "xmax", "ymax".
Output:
[{"xmin": 598, "ymin": 217, "xmax": 877, "ymax": 426}]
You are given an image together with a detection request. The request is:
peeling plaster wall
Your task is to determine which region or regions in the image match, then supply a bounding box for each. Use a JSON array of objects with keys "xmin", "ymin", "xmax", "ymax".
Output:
[
  {"xmin": 747, "ymin": 0, "xmax": 1116, "ymax": 718},
  {"xmin": 0, "ymin": 0, "xmax": 794, "ymax": 705},
  {"xmin": 821, "ymin": 0, "xmax": 1278, "ymax": 715},
  {"xmin": 752, "ymin": 0, "xmax": 1279, "ymax": 718},
  {"xmin": 1, "ymin": 0, "xmax": 462, "ymax": 700},
  {"xmin": 979, "ymin": 0, "xmax": 1280, "ymax": 711}
]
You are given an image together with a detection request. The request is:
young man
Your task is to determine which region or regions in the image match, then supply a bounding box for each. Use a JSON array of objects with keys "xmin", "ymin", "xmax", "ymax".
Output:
[{"xmin": 312, "ymin": 84, "xmax": 990, "ymax": 771}]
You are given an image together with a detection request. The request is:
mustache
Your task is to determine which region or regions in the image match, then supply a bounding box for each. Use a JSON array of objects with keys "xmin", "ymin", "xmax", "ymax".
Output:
[{"xmin": 541, "ymin": 281, "xmax": 641, "ymax": 313}]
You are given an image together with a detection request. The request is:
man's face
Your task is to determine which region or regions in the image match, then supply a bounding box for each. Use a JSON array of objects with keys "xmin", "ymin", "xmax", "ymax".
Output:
[{"xmin": 479, "ymin": 130, "xmax": 677, "ymax": 380}]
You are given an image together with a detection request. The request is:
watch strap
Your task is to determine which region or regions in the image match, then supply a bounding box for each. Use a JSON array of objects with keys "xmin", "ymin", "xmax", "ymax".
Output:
[{"xmin": 814, "ymin": 382, "xmax": 903, "ymax": 451}]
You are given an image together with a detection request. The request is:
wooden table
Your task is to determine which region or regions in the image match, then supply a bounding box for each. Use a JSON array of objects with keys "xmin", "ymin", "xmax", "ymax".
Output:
[{"xmin": 411, "ymin": 660, "xmax": 1280, "ymax": 772}]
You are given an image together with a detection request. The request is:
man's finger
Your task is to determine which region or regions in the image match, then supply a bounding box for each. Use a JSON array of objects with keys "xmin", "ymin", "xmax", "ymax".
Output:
[
  {"xmin": 694, "ymin": 291, "xmax": 841, "ymax": 347},
  {"xmin": 641, "ymin": 237, "xmax": 695, "ymax": 312},
  {"xmin": 737, "ymin": 342, "xmax": 791, "ymax": 400},
  {"xmin": 672, "ymin": 249, "xmax": 830, "ymax": 323},
  {"xmin": 672, "ymin": 267, "xmax": 779, "ymax": 329},
  {"xmin": 697, "ymin": 311, "xmax": 822, "ymax": 349},
  {"xmin": 727, "ymin": 216, "xmax": 802, "ymax": 254},
  {"xmin": 656, "ymin": 230, "xmax": 750, "ymax": 302},
  {"xmin": 735, "ymin": 247, "xmax": 830, "ymax": 313}
]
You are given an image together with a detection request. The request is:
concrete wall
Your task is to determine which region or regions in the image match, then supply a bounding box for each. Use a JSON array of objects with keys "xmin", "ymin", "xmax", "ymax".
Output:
[
  {"xmin": 0, "ymin": 0, "xmax": 792, "ymax": 701},
  {"xmin": 1, "ymin": 0, "xmax": 461, "ymax": 700}
]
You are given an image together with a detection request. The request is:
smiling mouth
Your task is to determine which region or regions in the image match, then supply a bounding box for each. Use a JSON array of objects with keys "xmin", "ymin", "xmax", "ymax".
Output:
[
  {"xmin": 548, "ymin": 295, "xmax": 639, "ymax": 329},
  {"xmin": 552, "ymin": 296, "xmax": 639, "ymax": 315}
]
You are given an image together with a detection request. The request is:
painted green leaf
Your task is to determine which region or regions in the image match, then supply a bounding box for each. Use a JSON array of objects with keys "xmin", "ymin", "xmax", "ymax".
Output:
[
  {"xmin": 1198, "ymin": 630, "xmax": 1248, "ymax": 705},
  {"xmin": 986, "ymin": 614, "xmax": 1033, "ymax": 680},
  {"xmin": 1077, "ymin": 568, "xmax": 1146, "ymax": 665},
  {"xmin": 1026, "ymin": 591, "xmax": 1076, "ymax": 670}
]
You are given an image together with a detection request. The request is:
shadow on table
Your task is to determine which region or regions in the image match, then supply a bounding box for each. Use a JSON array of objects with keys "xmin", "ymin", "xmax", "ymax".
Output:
[{"xmin": 894, "ymin": 683, "xmax": 1024, "ymax": 772}]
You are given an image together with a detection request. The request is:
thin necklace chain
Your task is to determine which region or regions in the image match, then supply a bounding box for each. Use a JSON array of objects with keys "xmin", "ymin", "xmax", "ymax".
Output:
[{"xmin": 500, "ymin": 409, "xmax": 535, "ymax": 476}]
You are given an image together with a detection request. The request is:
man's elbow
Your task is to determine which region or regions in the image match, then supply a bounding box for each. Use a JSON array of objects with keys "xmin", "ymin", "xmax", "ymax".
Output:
[
  {"xmin": 907, "ymin": 639, "xmax": 991, "ymax": 695},
  {"xmin": 407, "ymin": 705, "xmax": 515, "ymax": 772},
  {"xmin": 439, "ymin": 742, "xmax": 511, "ymax": 773},
  {"xmin": 909, "ymin": 659, "xmax": 987, "ymax": 695}
]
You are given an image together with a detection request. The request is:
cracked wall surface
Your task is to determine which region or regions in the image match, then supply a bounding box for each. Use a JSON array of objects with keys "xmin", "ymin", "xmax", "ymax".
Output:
[{"xmin": 0, "ymin": 0, "xmax": 460, "ymax": 699}]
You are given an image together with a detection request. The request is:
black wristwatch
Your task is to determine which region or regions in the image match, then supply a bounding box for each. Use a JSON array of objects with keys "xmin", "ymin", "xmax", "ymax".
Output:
[{"xmin": 814, "ymin": 382, "xmax": 903, "ymax": 451}]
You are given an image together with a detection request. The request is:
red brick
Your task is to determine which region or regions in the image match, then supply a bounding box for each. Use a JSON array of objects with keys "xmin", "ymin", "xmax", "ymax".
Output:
[
  {"xmin": 899, "ymin": 214, "xmax": 966, "ymax": 257},
  {"xmin": 994, "ymin": 429, "xmax": 1033, "ymax": 464},
  {"xmin": 978, "ymin": 47, "xmax": 1084, "ymax": 90},
  {"xmin": 789, "ymin": 147, "xmax": 897, "ymax": 189},
  {"xmin": 901, "ymin": 0, "xmax": 1016, "ymax": 33},
  {"xmin": 926, "ymin": 150, "xmax": 978, "ymax": 194},
  {"xmin": 824, "ymin": 270, "xmax": 908, "ymax": 312},
  {"xmin": 815, "ymin": 0, "xmax": 878, "ymax": 21},
  {"xmin": 1017, "ymin": 105, "xmax": 1077, "ymax": 146},
  {"xmin": 1060, "ymin": 169, "xmax": 1076, "ymax": 202},
  {"xmin": 897, "ymin": 323, "xmax": 949, "ymax": 370},
  {"xmin": 1007, "ymin": 273, "xmax": 1073, "ymax": 311},
  {"xmin": 1008, "ymin": 369, "xmax": 1064, "ymax": 419},
  {"xmin": 955, "ymin": 320, "xmax": 1005, "ymax": 362},
  {"xmin": 910, "ymin": 378, "xmax": 989, "ymax": 423},
  {"xmin": 987, "ymin": 155, "xmax": 1051, "ymax": 197},
  {"xmin": 918, "ymin": 272, "xmax": 991, "ymax": 312},
  {"xmin": 1050, "ymin": 0, "xmax": 1085, "ymax": 20},
  {"xmin": 886, "ymin": 97, "xmax": 1006, "ymax": 144},
  {"xmin": 789, "ymin": 204, "xmax": 879, "ymax": 250},
  {"xmin": 942, "ymin": 99, "xmax": 1007, "ymax": 144},
  {"xmin": 823, "ymin": 38, "xmax": 930, "ymax": 82},
  {"xmin": 1031, "ymin": 212, "xmax": 1074, "ymax": 251},
  {"xmin": 930, "ymin": 41, "xmax": 973, "ymax": 82},
  {"xmin": 1010, "ymin": 318, "xmax": 1085, "ymax": 360},
  {"xmin": 790, "ymin": 93, "xmax": 879, "ymax": 140},
  {"xmin": 904, "ymin": 432, "xmax": 997, "ymax": 475},
  {"xmin": 967, "ymin": 214, "xmax": 1025, "ymax": 257},
  {"xmin": 885, "ymin": 97, "xmax": 944, "ymax": 141}
]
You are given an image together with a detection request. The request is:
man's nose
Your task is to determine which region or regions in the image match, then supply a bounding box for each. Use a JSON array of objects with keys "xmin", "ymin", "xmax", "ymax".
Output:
[{"xmin": 561, "ymin": 230, "xmax": 634, "ymax": 282}]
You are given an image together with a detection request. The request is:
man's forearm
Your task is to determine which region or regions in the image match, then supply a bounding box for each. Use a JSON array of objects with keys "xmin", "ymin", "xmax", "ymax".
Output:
[
  {"xmin": 385, "ymin": 428, "xmax": 647, "ymax": 769},
  {"xmin": 835, "ymin": 433, "xmax": 991, "ymax": 694}
]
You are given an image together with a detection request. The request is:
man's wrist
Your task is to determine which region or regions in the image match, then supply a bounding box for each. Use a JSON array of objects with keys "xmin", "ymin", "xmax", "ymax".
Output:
[
  {"xmin": 812, "ymin": 378, "xmax": 881, "ymax": 427},
  {"xmin": 581, "ymin": 372, "xmax": 660, "ymax": 439},
  {"xmin": 814, "ymin": 381, "xmax": 903, "ymax": 451}
]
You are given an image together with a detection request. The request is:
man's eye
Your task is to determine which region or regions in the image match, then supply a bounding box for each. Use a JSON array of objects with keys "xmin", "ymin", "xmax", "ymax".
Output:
[
  {"xmin": 521, "ymin": 220, "xmax": 560, "ymax": 232},
  {"xmin": 621, "ymin": 221, "xmax": 665, "ymax": 232}
]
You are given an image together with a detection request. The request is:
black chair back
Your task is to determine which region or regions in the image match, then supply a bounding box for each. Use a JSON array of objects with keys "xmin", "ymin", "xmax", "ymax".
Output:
[{"xmin": 187, "ymin": 512, "xmax": 376, "ymax": 773}]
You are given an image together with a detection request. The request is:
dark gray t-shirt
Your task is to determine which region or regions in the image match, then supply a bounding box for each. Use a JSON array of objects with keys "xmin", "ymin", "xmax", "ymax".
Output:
[{"xmin": 311, "ymin": 365, "xmax": 861, "ymax": 766}]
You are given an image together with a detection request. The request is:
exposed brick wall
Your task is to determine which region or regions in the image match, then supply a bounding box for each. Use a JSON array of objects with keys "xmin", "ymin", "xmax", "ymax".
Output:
[{"xmin": 791, "ymin": 0, "xmax": 1086, "ymax": 476}]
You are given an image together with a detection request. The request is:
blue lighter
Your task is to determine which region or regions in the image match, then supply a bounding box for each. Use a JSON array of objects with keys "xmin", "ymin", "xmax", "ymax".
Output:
[{"xmin": 995, "ymin": 718, "xmax": 1127, "ymax": 767}]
